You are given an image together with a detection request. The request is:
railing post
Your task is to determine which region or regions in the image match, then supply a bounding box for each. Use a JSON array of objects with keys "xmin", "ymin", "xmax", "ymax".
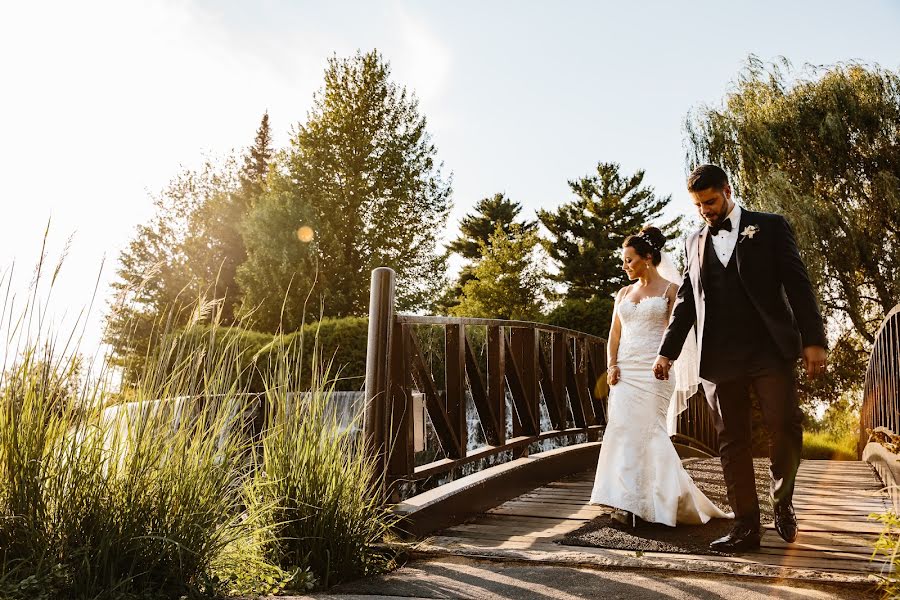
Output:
[{"xmin": 364, "ymin": 267, "xmax": 396, "ymax": 497}]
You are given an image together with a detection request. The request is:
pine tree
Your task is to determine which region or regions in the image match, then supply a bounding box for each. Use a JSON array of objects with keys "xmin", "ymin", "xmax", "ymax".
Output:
[
  {"xmin": 439, "ymin": 193, "xmax": 536, "ymax": 313},
  {"xmin": 240, "ymin": 111, "xmax": 273, "ymax": 201},
  {"xmin": 538, "ymin": 162, "xmax": 681, "ymax": 301},
  {"xmin": 447, "ymin": 193, "xmax": 536, "ymax": 260}
]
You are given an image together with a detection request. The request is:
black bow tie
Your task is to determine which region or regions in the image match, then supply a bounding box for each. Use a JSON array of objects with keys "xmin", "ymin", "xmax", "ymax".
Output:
[{"xmin": 709, "ymin": 219, "xmax": 733, "ymax": 236}]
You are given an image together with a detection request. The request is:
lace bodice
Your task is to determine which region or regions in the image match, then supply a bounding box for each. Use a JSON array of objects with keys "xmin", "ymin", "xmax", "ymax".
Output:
[{"xmin": 617, "ymin": 295, "xmax": 671, "ymax": 361}]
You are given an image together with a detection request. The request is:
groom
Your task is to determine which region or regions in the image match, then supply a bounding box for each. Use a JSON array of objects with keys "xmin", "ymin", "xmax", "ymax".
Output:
[{"xmin": 653, "ymin": 164, "xmax": 827, "ymax": 553}]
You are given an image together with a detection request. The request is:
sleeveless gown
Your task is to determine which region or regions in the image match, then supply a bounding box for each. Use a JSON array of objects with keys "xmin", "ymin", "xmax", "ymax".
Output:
[{"xmin": 589, "ymin": 294, "xmax": 732, "ymax": 526}]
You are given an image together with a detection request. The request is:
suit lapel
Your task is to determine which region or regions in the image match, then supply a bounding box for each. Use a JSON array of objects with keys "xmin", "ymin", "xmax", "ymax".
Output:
[
  {"xmin": 692, "ymin": 228, "xmax": 707, "ymax": 366},
  {"xmin": 696, "ymin": 226, "xmax": 709, "ymax": 288}
]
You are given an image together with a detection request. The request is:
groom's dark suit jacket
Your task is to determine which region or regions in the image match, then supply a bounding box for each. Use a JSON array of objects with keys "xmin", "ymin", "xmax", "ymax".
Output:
[{"xmin": 659, "ymin": 209, "xmax": 826, "ymax": 371}]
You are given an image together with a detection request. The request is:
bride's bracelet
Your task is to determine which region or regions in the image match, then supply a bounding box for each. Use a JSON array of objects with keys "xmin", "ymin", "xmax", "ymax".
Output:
[{"xmin": 607, "ymin": 364, "xmax": 619, "ymax": 370}]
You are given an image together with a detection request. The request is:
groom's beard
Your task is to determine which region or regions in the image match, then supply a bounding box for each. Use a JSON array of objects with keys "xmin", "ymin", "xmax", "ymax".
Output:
[{"xmin": 703, "ymin": 201, "xmax": 731, "ymax": 227}]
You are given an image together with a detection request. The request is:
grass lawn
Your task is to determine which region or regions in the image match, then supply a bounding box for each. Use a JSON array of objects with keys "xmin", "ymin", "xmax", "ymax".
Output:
[{"xmin": 801, "ymin": 430, "xmax": 858, "ymax": 461}]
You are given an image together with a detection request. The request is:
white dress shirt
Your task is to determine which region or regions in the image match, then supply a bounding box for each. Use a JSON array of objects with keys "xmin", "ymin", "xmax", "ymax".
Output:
[{"xmin": 710, "ymin": 203, "xmax": 741, "ymax": 266}]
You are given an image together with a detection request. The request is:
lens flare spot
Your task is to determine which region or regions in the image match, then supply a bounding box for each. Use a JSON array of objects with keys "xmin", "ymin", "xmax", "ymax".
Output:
[{"xmin": 296, "ymin": 226, "xmax": 314, "ymax": 243}]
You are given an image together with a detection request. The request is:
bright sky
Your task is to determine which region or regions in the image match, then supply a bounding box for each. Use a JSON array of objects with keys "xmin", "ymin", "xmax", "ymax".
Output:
[{"xmin": 2, "ymin": 0, "xmax": 899, "ymax": 358}]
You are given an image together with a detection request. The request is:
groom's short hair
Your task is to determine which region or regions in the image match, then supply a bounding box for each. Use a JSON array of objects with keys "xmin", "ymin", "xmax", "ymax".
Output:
[{"xmin": 688, "ymin": 164, "xmax": 729, "ymax": 192}]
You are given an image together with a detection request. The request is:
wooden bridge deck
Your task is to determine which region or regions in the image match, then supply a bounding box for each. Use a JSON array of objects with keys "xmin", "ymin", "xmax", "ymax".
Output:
[{"xmin": 414, "ymin": 459, "xmax": 894, "ymax": 582}]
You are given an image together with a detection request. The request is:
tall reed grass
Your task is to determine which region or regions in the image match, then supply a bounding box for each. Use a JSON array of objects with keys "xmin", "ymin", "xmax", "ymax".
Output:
[
  {"xmin": 0, "ymin": 241, "xmax": 392, "ymax": 598},
  {"xmin": 246, "ymin": 345, "xmax": 395, "ymax": 589}
]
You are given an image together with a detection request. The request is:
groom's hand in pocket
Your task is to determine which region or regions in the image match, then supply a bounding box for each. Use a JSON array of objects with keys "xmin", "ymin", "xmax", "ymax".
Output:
[
  {"xmin": 803, "ymin": 345, "xmax": 828, "ymax": 379},
  {"xmin": 653, "ymin": 356, "xmax": 672, "ymax": 380}
]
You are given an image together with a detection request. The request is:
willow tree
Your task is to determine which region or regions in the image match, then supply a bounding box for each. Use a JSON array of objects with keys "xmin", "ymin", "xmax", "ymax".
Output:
[{"xmin": 686, "ymin": 57, "xmax": 900, "ymax": 345}]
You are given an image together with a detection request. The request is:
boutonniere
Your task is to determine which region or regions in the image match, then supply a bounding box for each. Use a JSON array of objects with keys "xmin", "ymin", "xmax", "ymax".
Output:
[{"xmin": 740, "ymin": 225, "xmax": 759, "ymax": 242}]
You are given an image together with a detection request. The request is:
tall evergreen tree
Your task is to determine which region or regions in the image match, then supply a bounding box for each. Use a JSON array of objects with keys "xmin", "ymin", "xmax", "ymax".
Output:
[
  {"xmin": 238, "ymin": 50, "xmax": 451, "ymax": 330},
  {"xmin": 447, "ymin": 193, "xmax": 536, "ymax": 260},
  {"xmin": 439, "ymin": 193, "xmax": 536, "ymax": 313},
  {"xmin": 538, "ymin": 162, "xmax": 681, "ymax": 301},
  {"xmin": 240, "ymin": 110, "xmax": 273, "ymax": 201}
]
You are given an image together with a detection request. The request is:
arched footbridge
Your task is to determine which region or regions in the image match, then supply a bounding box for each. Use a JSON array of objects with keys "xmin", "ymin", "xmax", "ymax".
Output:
[{"xmin": 363, "ymin": 267, "xmax": 900, "ymax": 584}]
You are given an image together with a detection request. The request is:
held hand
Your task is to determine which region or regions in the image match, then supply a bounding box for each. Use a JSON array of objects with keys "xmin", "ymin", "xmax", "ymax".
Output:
[
  {"xmin": 608, "ymin": 365, "xmax": 621, "ymax": 386},
  {"xmin": 803, "ymin": 345, "xmax": 828, "ymax": 379},
  {"xmin": 652, "ymin": 356, "xmax": 672, "ymax": 381}
]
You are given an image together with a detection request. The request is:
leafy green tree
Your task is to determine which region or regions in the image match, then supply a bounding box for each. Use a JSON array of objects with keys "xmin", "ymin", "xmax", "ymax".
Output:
[
  {"xmin": 541, "ymin": 296, "xmax": 614, "ymax": 339},
  {"xmin": 105, "ymin": 158, "xmax": 241, "ymax": 379},
  {"xmin": 235, "ymin": 188, "xmax": 319, "ymax": 332},
  {"xmin": 686, "ymin": 57, "xmax": 900, "ymax": 345},
  {"xmin": 183, "ymin": 112, "xmax": 274, "ymax": 323},
  {"xmin": 686, "ymin": 56, "xmax": 900, "ymax": 412},
  {"xmin": 538, "ymin": 162, "xmax": 681, "ymax": 301},
  {"xmin": 106, "ymin": 113, "xmax": 272, "ymax": 379},
  {"xmin": 238, "ymin": 50, "xmax": 451, "ymax": 330},
  {"xmin": 451, "ymin": 224, "xmax": 548, "ymax": 320},
  {"xmin": 439, "ymin": 193, "xmax": 536, "ymax": 313}
]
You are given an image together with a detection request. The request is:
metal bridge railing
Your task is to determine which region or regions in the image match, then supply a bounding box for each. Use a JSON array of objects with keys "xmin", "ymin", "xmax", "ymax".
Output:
[
  {"xmin": 363, "ymin": 267, "xmax": 719, "ymax": 499},
  {"xmin": 859, "ymin": 303, "xmax": 900, "ymax": 457}
]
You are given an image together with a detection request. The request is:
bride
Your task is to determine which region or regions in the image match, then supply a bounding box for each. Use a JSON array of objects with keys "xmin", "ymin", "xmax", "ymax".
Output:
[{"xmin": 589, "ymin": 227, "xmax": 732, "ymax": 527}]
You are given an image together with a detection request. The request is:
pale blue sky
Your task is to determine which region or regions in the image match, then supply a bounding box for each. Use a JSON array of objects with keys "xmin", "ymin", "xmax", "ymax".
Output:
[{"xmin": 2, "ymin": 0, "xmax": 899, "ymax": 356}]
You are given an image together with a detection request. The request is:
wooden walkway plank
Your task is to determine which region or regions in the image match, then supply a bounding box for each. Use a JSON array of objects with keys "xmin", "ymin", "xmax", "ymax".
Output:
[
  {"xmin": 419, "ymin": 459, "xmax": 895, "ymax": 580},
  {"xmin": 424, "ymin": 535, "xmax": 893, "ymax": 574}
]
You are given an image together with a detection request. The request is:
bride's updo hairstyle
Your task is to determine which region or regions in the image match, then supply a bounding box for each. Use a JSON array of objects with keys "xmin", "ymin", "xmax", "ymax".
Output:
[{"xmin": 623, "ymin": 227, "xmax": 666, "ymax": 266}]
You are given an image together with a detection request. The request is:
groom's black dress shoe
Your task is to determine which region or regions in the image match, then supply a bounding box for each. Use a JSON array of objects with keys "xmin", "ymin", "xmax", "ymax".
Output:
[
  {"xmin": 774, "ymin": 502, "xmax": 798, "ymax": 543},
  {"xmin": 709, "ymin": 522, "xmax": 761, "ymax": 553}
]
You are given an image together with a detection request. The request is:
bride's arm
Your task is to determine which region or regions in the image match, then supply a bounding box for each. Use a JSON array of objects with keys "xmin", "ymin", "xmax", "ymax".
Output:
[{"xmin": 607, "ymin": 287, "xmax": 626, "ymax": 385}]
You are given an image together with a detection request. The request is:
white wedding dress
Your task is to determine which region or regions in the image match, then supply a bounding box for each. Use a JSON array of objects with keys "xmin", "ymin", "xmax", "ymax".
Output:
[{"xmin": 589, "ymin": 293, "xmax": 732, "ymax": 526}]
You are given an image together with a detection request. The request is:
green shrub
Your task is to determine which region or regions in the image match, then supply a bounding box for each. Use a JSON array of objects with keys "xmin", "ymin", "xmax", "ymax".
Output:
[
  {"xmin": 154, "ymin": 317, "xmax": 369, "ymax": 395},
  {"xmin": 801, "ymin": 430, "xmax": 858, "ymax": 461}
]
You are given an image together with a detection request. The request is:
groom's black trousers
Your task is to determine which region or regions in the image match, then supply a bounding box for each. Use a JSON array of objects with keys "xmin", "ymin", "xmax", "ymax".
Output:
[{"xmin": 713, "ymin": 365, "xmax": 803, "ymax": 526}]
